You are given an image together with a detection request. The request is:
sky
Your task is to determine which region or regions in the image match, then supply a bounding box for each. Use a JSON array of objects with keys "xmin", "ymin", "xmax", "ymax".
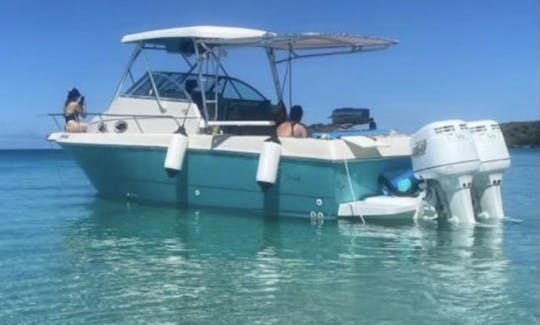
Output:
[{"xmin": 0, "ymin": 0, "xmax": 537, "ymax": 148}]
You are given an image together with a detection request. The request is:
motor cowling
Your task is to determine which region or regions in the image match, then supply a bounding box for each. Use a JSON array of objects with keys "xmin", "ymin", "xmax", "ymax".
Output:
[
  {"xmin": 411, "ymin": 120, "xmax": 481, "ymax": 223},
  {"xmin": 467, "ymin": 120, "xmax": 510, "ymax": 220}
]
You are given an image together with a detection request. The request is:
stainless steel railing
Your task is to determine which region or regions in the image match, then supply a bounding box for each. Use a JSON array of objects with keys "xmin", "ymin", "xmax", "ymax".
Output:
[
  {"xmin": 48, "ymin": 112, "xmax": 275, "ymax": 134},
  {"xmin": 48, "ymin": 112, "xmax": 200, "ymax": 134}
]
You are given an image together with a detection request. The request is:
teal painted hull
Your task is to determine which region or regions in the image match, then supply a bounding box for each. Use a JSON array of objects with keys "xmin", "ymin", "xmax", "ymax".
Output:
[{"xmin": 63, "ymin": 144, "xmax": 411, "ymax": 218}]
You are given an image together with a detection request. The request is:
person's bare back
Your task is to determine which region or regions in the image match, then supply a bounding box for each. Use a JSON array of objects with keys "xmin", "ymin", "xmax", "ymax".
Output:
[
  {"xmin": 276, "ymin": 105, "xmax": 308, "ymax": 138},
  {"xmin": 276, "ymin": 121, "xmax": 307, "ymax": 138}
]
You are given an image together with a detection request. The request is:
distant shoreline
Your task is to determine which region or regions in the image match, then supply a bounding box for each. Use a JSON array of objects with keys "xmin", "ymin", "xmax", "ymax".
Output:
[
  {"xmin": 500, "ymin": 121, "xmax": 539, "ymax": 148},
  {"xmin": 308, "ymin": 120, "xmax": 539, "ymax": 148}
]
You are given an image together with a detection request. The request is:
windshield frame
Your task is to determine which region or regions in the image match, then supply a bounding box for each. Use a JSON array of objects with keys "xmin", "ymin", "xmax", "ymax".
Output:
[{"xmin": 121, "ymin": 71, "xmax": 268, "ymax": 103}]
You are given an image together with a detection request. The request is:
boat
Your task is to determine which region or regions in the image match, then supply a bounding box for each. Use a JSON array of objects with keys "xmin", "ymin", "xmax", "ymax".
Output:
[{"xmin": 48, "ymin": 25, "xmax": 511, "ymax": 223}]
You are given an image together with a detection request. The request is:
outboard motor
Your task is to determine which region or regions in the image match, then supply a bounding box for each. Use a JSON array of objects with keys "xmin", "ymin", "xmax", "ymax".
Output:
[
  {"xmin": 411, "ymin": 120, "xmax": 481, "ymax": 223},
  {"xmin": 467, "ymin": 120, "xmax": 510, "ymax": 220}
]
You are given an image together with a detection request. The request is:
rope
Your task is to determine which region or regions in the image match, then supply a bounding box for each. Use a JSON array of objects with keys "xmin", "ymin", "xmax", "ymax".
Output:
[
  {"xmin": 279, "ymin": 46, "xmax": 294, "ymax": 108},
  {"xmin": 280, "ymin": 59, "xmax": 289, "ymax": 99},
  {"xmin": 343, "ymin": 157, "xmax": 365, "ymax": 224},
  {"xmin": 288, "ymin": 46, "xmax": 293, "ymax": 108}
]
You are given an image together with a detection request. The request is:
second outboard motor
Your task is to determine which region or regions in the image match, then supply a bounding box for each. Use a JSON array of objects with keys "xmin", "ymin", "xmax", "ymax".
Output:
[
  {"xmin": 411, "ymin": 120, "xmax": 481, "ymax": 223},
  {"xmin": 467, "ymin": 120, "xmax": 511, "ymax": 220}
]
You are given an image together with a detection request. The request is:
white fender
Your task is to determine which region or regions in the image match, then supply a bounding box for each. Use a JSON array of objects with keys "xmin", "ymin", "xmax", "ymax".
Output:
[
  {"xmin": 256, "ymin": 136, "xmax": 281, "ymax": 187},
  {"xmin": 164, "ymin": 127, "xmax": 189, "ymax": 177}
]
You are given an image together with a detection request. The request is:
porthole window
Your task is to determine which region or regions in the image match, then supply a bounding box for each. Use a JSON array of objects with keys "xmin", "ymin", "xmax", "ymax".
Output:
[
  {"xmin": 97, "ymin": 122, "xmax": 108, "ymax": 133},
  {"xmin": 114, "ymin": 120, "xmax": 128, "ymax": 133}
]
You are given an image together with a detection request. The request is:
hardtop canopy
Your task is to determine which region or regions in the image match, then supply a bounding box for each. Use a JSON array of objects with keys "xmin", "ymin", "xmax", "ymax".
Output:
[
  {"xmin": 116, "ymin": 25, "xmax": 398, "ymax": 123},
  {"xmin": 121, "ymin": 25, "xmax": 397, "ymax": 54}
]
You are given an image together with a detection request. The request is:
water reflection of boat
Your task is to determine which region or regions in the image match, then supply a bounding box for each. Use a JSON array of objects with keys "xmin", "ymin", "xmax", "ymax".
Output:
[
  {"xmin": 336, "ymin": 219, "xmax": 510, "ymax": 323},
  {"xmin": 61, "ymin": 200, "xmax": 513, "ymax": 323}
]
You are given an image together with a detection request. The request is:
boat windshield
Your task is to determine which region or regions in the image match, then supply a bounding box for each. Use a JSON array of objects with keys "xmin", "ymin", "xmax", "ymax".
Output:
[
  {"xmin": 122, "ymin": 71, "xmax": 267, "ymax": 102},
  {"xmin": 122, "ymin": 71, "xmax": 274, "ymax": 134}
]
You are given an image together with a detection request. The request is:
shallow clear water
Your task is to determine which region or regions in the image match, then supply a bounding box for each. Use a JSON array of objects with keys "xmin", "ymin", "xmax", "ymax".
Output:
[{"xmin": 0, "ymin": 149, "xmax": 538, "ymax": 324}]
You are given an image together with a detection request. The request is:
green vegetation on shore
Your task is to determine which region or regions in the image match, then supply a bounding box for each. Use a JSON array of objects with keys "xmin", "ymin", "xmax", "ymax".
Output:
[{"xmin": 500, "ymin": 121, "xmax": 539, "ymax": 148}]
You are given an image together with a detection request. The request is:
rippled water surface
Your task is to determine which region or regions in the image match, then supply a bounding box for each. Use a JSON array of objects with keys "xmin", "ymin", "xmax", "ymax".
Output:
[{"xmin": 0, "ymin": 149, "xmax": 538, "ymax": 324}]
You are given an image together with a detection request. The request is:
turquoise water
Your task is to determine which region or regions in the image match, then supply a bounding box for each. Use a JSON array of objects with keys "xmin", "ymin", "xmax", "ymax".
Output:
[{"xmin": 0, "ymin": 149, "xmax": 538, "ymax": 324}]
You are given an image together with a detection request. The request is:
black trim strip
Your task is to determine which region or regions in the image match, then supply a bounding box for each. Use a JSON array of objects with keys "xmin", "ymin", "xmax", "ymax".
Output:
[
  {"xmin": 480, "ymin": 158, "xmax": 510, "ymax": 163},
  {"xmin": 414, "ymin": 159, "xmax": 479, "ymax": 173}
]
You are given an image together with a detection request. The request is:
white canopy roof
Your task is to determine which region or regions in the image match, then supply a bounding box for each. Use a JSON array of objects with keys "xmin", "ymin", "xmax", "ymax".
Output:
[
  {"xmin": 121, "ymin": 25, "xmax": 397, "ymax": 53},
  {"xmin": 122, "ymin": 26, "xmax": 271, "ymax": 44}
]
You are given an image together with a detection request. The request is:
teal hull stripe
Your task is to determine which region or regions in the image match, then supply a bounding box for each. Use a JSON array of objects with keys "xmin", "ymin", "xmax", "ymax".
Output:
[{"xmin": 63, "ymin": 143, "xmax": 411, "ymax": 218}]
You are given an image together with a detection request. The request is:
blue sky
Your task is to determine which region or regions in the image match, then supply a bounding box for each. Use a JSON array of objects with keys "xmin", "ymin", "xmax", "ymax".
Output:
[{"xmin": 0, "ymin": 0, "xmax": 537, "ymax": 148}]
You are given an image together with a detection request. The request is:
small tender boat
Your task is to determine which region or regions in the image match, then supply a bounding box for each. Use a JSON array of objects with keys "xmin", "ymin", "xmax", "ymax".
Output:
[{"xmin": 48, "ymin": 25, "xmax": 511, "ymax": 223}]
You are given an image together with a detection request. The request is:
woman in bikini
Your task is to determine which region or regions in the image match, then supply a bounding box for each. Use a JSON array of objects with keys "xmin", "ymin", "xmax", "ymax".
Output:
[
  {"xmin": 64, "ymin": 88, "xmax": 88, "ymax": 132},
  {"xmin": 276, "ymin": 105, "xmax": 308, "ymax": 138}
]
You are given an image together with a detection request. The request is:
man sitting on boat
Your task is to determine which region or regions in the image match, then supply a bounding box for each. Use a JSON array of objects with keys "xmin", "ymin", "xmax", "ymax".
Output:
[
  {"xmin": 276, "ymin": 105, "xmax": 308, "ymax": 138},
  {"xmin": 64, "ymin": 88, "xmax": 87, "ymax": 133}
]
